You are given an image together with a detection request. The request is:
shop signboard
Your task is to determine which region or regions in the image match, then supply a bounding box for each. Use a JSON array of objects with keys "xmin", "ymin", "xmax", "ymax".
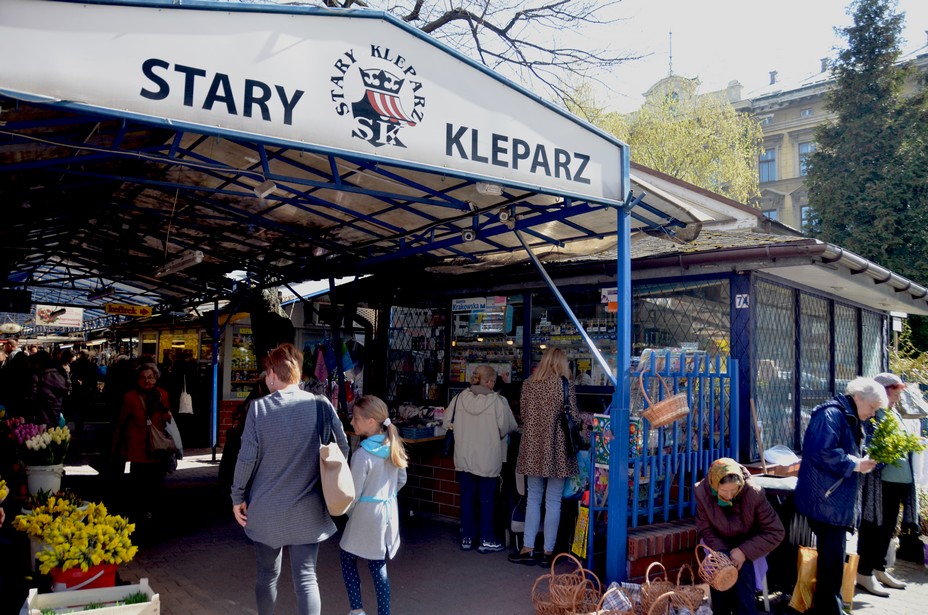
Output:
[
  {"xmin": 104, "ymin": 303, "xmax": 153, "ymax": 317},
  {"xmin": 35, "ymin": 305, "xmax": 83, "ymax": 328},
  {"xmin": 0, "ymin": 0, "xmax": 624, "ymax": 204}
]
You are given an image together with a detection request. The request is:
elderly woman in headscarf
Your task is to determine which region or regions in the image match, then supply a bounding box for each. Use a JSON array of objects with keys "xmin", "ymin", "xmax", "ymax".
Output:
[{"xmin": 695, "ymin": 457, "xmax": 785, "ymax": 615}]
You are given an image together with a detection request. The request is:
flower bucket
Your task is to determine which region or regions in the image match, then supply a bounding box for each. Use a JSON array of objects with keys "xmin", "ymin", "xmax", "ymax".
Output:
[
  {"xmin": 51, "ymin": 563, "xmax": 118, "ymax": 592},
  {"xmin": 25, "ymin": 464, "xmax": 64, "ymax": 495}
]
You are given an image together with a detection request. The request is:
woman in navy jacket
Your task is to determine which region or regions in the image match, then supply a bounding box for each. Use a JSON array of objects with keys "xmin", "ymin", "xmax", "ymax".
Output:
[{"xmin": 795, "ymin": 377, "xmax": 883, "ymax": 615}]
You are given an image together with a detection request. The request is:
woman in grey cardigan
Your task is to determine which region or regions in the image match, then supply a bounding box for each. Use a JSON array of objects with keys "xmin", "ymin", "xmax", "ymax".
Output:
[{"xmin": 231, "ymin": 343, "xmax": 349, "ymax": 615}]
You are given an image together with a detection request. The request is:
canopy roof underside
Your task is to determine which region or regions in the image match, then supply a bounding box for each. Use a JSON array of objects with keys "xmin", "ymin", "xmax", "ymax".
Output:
[{"xmin": 0, "ymin": 96, "xmax": 699, "ymax": 328}]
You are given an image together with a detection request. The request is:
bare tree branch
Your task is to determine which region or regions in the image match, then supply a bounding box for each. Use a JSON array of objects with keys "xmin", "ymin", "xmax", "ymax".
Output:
[{"xmin": 310, "ymin": 1, "xmax": 641, "ymax": 108}]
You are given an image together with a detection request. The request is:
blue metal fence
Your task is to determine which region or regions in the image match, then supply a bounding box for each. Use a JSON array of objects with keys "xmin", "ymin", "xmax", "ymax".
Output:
[{"xmin": 584, "ymin": 351, "xmax": 739, "ymax": 571}]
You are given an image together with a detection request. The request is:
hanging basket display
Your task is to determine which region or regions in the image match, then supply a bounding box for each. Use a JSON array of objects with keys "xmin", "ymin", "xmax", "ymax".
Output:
[{"xmin": 639, "ymin": 373, "xmax": 690, "ymax": 428}]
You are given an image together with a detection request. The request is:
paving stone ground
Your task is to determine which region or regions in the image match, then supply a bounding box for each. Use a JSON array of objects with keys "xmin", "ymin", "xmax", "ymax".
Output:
[{"xmin": 54, "ymin": 451, "xmax": 928, "ymax": 615}]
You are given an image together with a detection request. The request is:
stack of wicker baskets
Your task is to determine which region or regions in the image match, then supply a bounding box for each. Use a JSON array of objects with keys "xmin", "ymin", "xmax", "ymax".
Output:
[
  {"xmin": 531, "ymin": 556, "xmax": 708, "ymax": 615},
  {"xmin": 532, "ymin": 554, "xmax": 601, "ymax": 615}
]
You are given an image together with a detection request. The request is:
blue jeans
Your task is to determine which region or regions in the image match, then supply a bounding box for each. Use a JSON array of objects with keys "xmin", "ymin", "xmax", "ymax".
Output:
[
  {"xmin": 340, "ymin": 549, "xmax": 390, "ymax": 615},
  {"xmin": 457, "ymin": 471, "xmax": 498, "ymax": 543},
  {"xmin": 523, "ymin": 475, "xmax": 566, "ymax": 553},
  {"xmin": 254, "ymin": 542, "xmax": 320, "ymax": 615}
]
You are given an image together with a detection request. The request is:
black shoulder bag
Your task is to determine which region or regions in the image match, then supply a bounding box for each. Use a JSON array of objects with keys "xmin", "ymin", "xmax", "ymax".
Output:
[
  {"xmin": 560, "ymin": 377, "xmax": 583, "ymax": 456},
  {"xmin": 443, "ymin": 395, "xmax": 459, "ymax": 457}
]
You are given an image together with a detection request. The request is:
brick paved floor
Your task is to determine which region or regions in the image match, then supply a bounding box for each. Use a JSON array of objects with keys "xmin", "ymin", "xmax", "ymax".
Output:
[{"xmin": 49, "ymin": 451, "xmax": 928, "ymax": 615}]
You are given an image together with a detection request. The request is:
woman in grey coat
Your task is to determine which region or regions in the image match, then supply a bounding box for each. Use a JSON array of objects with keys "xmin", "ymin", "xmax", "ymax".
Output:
[{"xmin": 231, "ymin": 343, "xmax": 349, "ymax": 615}]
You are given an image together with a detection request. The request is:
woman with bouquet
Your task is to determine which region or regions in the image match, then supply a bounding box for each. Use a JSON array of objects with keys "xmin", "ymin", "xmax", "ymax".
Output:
[
  {"xmin": 795, "ymin": 377, "xmax": 882, "ymax": 615},
  {"xmin": 855, "ymin": 372, "xmax": 922, "ymax": 595}
]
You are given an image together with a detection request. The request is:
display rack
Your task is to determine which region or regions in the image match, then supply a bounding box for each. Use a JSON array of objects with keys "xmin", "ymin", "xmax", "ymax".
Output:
[{"xmin": 386, "ymin": 306, "xmax": 446, "ymax": 405}]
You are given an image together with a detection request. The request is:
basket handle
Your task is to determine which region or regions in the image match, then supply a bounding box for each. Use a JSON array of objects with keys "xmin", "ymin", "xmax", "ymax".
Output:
[
  {"xmin": 531, "ymin": 573, "xmax": 554, "ymax": 600},
  {"xmin": 639, "ymin": 372, "xmax": 671, "ymax": 407},
  {"xmin": 695, "ymin": 543, "xmax": 709, "ymax": 566},
  {"xmin": 645, "ymin": 560, "xmax": 668, "ymax": 586},
  {"xmin": 677, "ymin": 563, "xmax": 696, "ymax": 586},
  {"xmin": 550, "ymin": 552, "xmax": 583, "ymax": 575}
]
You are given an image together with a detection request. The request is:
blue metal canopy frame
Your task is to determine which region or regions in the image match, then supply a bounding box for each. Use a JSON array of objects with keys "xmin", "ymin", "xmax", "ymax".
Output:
[{"xmin": 0, "ymin": 0, "xmax": 701, "ymax": 583}]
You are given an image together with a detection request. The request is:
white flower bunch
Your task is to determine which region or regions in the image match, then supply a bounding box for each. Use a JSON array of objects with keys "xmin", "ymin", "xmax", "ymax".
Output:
[{"xmin": 25, "ymin": 426, "xmax": 70, "ymax": 451}]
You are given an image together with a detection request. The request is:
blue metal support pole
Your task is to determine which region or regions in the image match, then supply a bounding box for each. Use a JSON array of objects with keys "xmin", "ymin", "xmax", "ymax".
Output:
[
  {"xmin": 211, "ymin": 299, "xmax": 220, "ymax": 456},
  {"xmin": 730, "ymin": 274, "xmax": 752, "ymax": 462},
  {"xmin": 607, "ymin": 174, "xmax": 633, "ymax": 583},
  {"xmin": 513, "ymin": 230, "xmax": 617, "ymax": 387}
]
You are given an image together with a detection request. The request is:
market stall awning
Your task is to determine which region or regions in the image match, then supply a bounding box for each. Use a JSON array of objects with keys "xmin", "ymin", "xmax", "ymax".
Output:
[{"xmin": 0, "ymin": 0, "xmax": 701, "ymax": 328}]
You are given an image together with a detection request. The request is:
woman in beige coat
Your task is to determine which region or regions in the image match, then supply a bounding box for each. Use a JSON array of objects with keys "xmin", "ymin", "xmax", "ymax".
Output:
[
  {"xmin": 444, "ymin": 365, "xmax": 518, "ymax": 554},
  {"xmin": 509, "ymin": 347, "xmax": 581, "ymax": 566}
]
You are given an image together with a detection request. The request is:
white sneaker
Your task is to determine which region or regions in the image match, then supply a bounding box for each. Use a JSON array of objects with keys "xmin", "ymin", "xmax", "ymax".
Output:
[
  {"xmin": 875, "ymin": 569, "xmax": 906, "ymax": 589},
  {"xmin": 856, "ymin": 573, "xmax": 890, "ymax": 597},
  {"xmin": 348, "ymin": 610, "xmax": 367, "ymax": 615}
]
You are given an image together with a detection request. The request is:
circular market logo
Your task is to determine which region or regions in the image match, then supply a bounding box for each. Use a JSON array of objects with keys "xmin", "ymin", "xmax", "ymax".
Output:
[{"xmin": 331, "ymin": 45, "xmax": 426, "ymax": 149}]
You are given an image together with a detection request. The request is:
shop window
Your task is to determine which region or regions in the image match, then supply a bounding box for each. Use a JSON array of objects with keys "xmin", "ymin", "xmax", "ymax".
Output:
[
  {"xmin": 861, "ymin": 309, "xmax": 885, "ymax": 377},
  {"xmin": 229, "ymin": 326, "xmax": 258, "ymax": 399},
  {"xmin": 632, "ymin": 279, "xmax": 730, "ymax": 360},
  {"xmin": 752, "ymin": 279, "xmax": 796, "ymax": 456},
  {"xmin": 834, "ymin": 303, "xmax": 859, "ymax": 392},
  {"xmin": 387, "ymin": 306, "xmax": 446, "ymax": 405},
  {"xmin": 799, "ymin": 293, "xmax": 831, "ymax": 445},
  {"xmin": 759, "ymin": 148, "xmax": 776, "ymax": 183}
]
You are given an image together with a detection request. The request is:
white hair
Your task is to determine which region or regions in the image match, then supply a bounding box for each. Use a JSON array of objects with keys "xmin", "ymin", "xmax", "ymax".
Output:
[{"xmin": 845, "ymin": 377, "xmax": 889, "ymax": 408}]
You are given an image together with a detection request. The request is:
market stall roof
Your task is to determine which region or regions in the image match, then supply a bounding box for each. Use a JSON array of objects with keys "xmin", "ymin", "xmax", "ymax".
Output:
[{"xmin": 0, "ymin": 0, "xmax": 702, "ymax": 333}]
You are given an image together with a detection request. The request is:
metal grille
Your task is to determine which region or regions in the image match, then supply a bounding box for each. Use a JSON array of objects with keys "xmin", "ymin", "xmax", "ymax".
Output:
[
  {"xmin": 752, "ymin": 279, "xmax": 796, "ymax": 454},
  {"xmin": 386, "ymin": 306, "xmax": 446, "ymax": 405},
  {"xmin": 632, "ymin": 280, "xmax": 730, "ymax": 357},
  {"xmin": 862, "ymin": 310, "xmax": 884, "ymax": 377},
  {"xmin": 834, "ymin": 303, "xmax": 859, "ymax": 392},
  {"xmin": 799, "ymin": 292, "xmax": 831, "ymax": 446}
]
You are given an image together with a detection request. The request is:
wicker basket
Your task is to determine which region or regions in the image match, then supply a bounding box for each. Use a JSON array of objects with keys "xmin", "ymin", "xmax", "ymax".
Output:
[
  {"xmin": 639, "ymin": 373, "xmax": 690, "ymax": 428},
  {"xmin": 589, "ymin": 585, "xmax": 636, "ymax": 615},
  {"xmin": 566, "ymin": 578, "xmax": 602, "ymax": 615},
  {"xmin": 640, "ymin": 562, "xmax": 675, "ymax": 615},
  {"xmin": 695, "ymin": 544, "xmax": 738, "ymax": 592},
  {"xmin": 549, "ymin": 553, "xmax": 600, "ymax": 609},
  {"xmin": 671, "ymin": 564, "xmax": 706, "ymax": 614},
  {"xmin": 533, "ymin": 573, "xmax": 568, "ymax": 615},
  {"xmin": 645, "ymin": 590, "xmax": 675, "ymax": 615}
]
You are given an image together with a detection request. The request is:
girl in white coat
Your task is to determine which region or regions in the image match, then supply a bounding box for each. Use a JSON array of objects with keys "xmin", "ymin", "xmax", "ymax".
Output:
[{"xmin": 340, "ymin": 395, "xmax": 408, "ymax": 615}]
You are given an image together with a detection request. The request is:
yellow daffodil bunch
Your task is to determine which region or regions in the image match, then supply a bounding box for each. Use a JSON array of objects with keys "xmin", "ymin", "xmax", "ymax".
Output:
[
  {"xmin": 22, "ymin": 425, "xmax": 71, "ymax": 466},
  {"xmin": 0, "ymin": 477, "xmax": 8, "ymax": 503},
  {"xmin": 13, "ymin": 498, "xmax": 138, "ymax": 574}
]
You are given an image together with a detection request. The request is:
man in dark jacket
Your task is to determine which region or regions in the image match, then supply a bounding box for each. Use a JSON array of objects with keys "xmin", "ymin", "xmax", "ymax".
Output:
[{"xmin": 795, "ymin": 377, "xmax": 883, "ymax": 615}]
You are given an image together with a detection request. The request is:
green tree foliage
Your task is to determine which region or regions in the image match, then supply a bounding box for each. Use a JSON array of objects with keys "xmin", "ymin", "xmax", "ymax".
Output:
[
  {"xmin": 572, "ymin": 82, "xmax": 763, "ymax": 204},
  {"xmin": 806, "ymin": 0, "xmax": 928, "ymax": 283}
]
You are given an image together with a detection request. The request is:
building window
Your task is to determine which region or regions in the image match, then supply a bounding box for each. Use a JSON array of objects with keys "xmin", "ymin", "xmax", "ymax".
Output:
[
  {"xmin": 800, "ymin": 108, "xmax": 814, "ymax": 117},
  {"xmin": 799, "ymin": 142, "xmax": 816, "ymax": 176},
  {"xmin": 759, "ymin": 115, "xmax": 773, "ymax": 126},
  {"xmin": 763, "ymin": 209, "xmax": 778, "ymax": 221},
  {"xmin": 759, "ymin": 148, "xmax": 777, "ymax": 183}
]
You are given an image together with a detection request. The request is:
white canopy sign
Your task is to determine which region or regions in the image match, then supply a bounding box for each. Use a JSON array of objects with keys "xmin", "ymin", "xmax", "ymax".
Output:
[{"xmin": 0, "ymin": 0, "xmax": 625, "ymax": 203}]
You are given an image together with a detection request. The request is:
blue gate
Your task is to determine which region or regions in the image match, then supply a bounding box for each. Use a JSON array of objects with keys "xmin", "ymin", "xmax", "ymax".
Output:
[{"xmin": 583, "ymin": 350, "xmax": 739, "ymax": 571}]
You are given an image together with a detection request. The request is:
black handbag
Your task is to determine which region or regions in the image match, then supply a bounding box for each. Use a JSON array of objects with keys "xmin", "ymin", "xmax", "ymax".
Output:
[
  {"xmin": 443, "ymin": 396, "xmax": 459, "ymax": 457},
  {"xmin": 560, "ymin": 377, "xmax": 583, "ymax": 456}
]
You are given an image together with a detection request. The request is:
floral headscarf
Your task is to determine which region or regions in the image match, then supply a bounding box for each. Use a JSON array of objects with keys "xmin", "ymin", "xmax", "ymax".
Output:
[{"xmin": 708, "ymin": 457, "xmax": 744, "ymax": 507}]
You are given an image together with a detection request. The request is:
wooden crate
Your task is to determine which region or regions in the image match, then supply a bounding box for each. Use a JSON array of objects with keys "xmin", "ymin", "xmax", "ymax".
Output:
[{"xmin": 20, "ymin": 578, "xmax": 159, "ymax": 615}]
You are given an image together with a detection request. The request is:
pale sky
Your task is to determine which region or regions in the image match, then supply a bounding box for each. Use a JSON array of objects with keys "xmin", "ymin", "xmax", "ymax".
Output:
[{"xmin": 598, "ymin": 0, "xmax": 928, "ymax": 112}]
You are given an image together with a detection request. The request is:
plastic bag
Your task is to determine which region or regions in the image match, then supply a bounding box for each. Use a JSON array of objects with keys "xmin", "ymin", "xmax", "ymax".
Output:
[
  {"xmin": 563, "ymin": 449, "xmax": 591, "ymax": 499},
  {"xmin": 788, "ymin": 545, "xmax": 816, "ymax": 612}
]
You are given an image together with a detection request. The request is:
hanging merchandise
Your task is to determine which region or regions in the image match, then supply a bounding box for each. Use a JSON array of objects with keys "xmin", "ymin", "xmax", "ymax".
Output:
[
  {"xmin": 323, "ymin": 339, "xmax": 338, "ymax": 372},
  {"xmin": 341, "ymin": 340, "xmax": 354, "ymax": 372},
  {"xmin": 314, "ymin": 347, "xmax": 329, "ymax": 382}
]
